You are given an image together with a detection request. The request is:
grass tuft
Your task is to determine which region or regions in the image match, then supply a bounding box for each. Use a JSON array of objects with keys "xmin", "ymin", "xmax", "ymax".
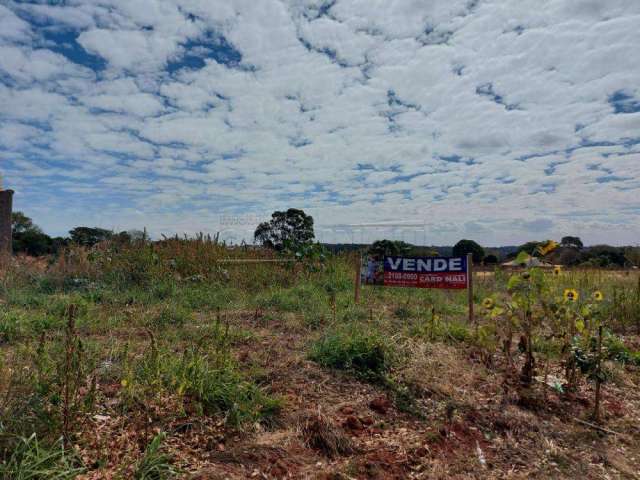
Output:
[
  {"xmin": 133, "ymin": 432, "xmax": 177, "ymax": 480},
  {"xmin": 0, "ymin": 434, "xmax": 84, "ymax": 480},
  {"xmin": 309, "ymin": 323, "xmax": 395, "ymax": 380}
]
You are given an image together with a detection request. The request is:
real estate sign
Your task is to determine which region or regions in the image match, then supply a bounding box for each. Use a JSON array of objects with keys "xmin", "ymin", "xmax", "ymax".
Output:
[{"xmin": 361, "ymin": 255, "xmax": 468, "ymax": 289}]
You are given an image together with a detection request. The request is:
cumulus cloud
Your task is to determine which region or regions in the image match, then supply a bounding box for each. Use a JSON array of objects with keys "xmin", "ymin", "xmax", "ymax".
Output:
[{"xmin": 0, "ymin": 0, "xmax": 639, "ymax": 244}]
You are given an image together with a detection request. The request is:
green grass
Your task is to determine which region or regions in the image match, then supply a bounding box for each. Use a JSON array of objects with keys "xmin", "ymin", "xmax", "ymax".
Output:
[
  {"xmin": 1, "ymin": 241, "xmax": 639, "ymax": 476},
  {"xmin": 133, "ymin": 433, "xmax": 177, "ymax": 480},
  {"xmin": 149, "ymin": 303, "xmax": 191, "ymax": 329},
  {"xmin": 0, "ymin": 310, "xmax": 22, "ymax": 343},
  {"xmin": 309, "ymin": 322, "xmax": 396, "ymax": 380},
  {"xmin": 124, "ymin": 344, "xmax": 281, "ymax": 427},
  {"xmin": 0, "ymin": 434, "xmax": 84, "ymax": 480}
]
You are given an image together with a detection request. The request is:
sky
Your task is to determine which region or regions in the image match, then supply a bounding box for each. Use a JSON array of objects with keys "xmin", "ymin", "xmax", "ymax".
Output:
[{"xmin": 0, "ymin": 0, "xmax": 639, "ymax": 246}]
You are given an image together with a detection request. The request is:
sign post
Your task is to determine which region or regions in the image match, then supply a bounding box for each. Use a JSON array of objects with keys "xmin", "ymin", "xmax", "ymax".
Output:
[
  {"xmin": 467, "ymin": 253, "xmax": 474, "ymax": 329},
  {"xmin": 354, "ymin": 254, "xmax": 361, "ymax": 304},
  {"xmin": 358, "ymin": 253, "xmax": 475, "ymax": 322}
]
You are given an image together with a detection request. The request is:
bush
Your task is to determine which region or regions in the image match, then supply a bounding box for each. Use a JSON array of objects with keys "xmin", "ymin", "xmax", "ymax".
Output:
[{"xmin": 309, "ymin": 323, "xmax": 394, "ymax": 380}]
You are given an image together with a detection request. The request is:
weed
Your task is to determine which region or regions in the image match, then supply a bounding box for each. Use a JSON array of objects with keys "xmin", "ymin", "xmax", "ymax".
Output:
[{"xmin": 133, "ymin": 433, "xmax": 177, "ymax": 480}]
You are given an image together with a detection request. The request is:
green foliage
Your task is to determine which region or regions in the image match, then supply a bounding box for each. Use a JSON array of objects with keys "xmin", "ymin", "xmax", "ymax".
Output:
[
  {"xmin": 602, "ymin": 331, "xmax": 640, "ymax": 366},
  {"xmin": 288, "ymin": 242, "xmax": 328, "ymax": 271},
  {"xmin": 68, "ymin": 227, "xmax": 113, "ymax": 247},
  {"xmin": 0, "ymin": 327, "xmax": 100, "ymax": 442},
  {"xmin": 439, "ymin": 321, "xmax": 472, "ymax": 343},
  {"xmin": 255, "ymin": 284, "xmax": 325, "ymax": 314},
  {"xmin": 368, "ymin": 240, "xmax": 413, "ymax": 259},
  {"xmin": 11, "ymin": 212, "xmax": 36, "ymax": 235},
  {"xmin": 125, "ymin": 341, "xmax": 280, "ymax": 427},
  {"xmin": 0, "ymin": 311, "xmax": 22, "ymax": 343},
  {"xmin": 11, "ymin": 212, "xmax": 57, "ymax": 257},
  {"xmin": 484, "ymin": 254, "xmax": 499, "ymax": 265},
  {"xmin": 517, "ymin": 241, "xmax": 544, "ymax": 256},
  {"xmin": 560, "ymin": 236, "xmax": 583, "ymax": 249},
  {"xmin": 133, "ymin": 433, "xmax": 177, "ymax": 480},
  {"xmin": 452, "ymin": 239, "xmax": 484, "ymax": 264},
  {"xmin": 149, "ymin": 304, "xmax": 191, "ymax": 329},
  {"xmin": 571, "ymin": 335, "xmax": 611, "ymax": 383},
  {"xmin": 254, "ymin": 209, "xmax": 315, "ymax": 251},
  {"xmin": 309, "ymin": 323, "xmax": 395, "ymax": 380},
  {"xmin": 0, "ymin": 434, "xmax": 84, "ymax": 480},
  {"xmin": 581, "ymin": 245, "xmax": 627, "ymax": 268}
]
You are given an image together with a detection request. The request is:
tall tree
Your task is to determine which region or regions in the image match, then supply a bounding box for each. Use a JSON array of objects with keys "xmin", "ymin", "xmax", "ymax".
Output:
[
  {"xmin": 560, "ymin": 236, "xmax": 583, "ymax": 249},
  {"xmin": 452, "ymin": 239, "xmax": 485, "ymax": 264},
  {"xmin": 368, "ymin": 240, "xmax": 413, "ymax": 259},
  {"xmin": 11, "ymin": 212, "xmax": 53, "ymax": 256},
  {"xmin": 69, "ymin": 227, "xmax": 113, "ymax": 247},
  {"xmin": 254, "ymin": 209, "xmax": 315, "ymax": 251},
  {"xmin": 11, "ymin": 211, "xmax": 36, "ymax": 234}
]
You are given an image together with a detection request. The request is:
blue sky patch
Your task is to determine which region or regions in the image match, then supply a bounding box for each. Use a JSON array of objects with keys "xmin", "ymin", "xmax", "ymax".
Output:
[
  {"xmin": 476, "ymin": 83, "xmax": 520, "ymax": 110},
  {"xmin": 42, "ymin": 29, "xmax": 106, "ymax": 72},
  {"xmin": 168, "ymin": 31, "xmax": 242, "ymax": 73},
  {"xmin": 608, "ymin": 91, "xmax": 640, "ymax": 114}
]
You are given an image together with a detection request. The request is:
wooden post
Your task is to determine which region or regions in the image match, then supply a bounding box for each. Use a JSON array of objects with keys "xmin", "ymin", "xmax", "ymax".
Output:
[
  {"xmin": 354, "ymin": 254, "xmax": 361, "ymax": 304},
  {"xmin": 593, "ymin": 324, "xmax": 603, "ymax": 423},
  {"xmin": 0, "ymin": 189, "xmax": 13, "ymax": 256},
  {"xmin": 467, "ymin": 253, "xmax": 474, "ymax": 328}
]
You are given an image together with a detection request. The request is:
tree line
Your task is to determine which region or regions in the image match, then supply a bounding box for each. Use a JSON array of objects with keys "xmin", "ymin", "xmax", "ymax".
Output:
[
  {"xmin": 11, "ymin": 211, "xmax": 146, "ymax": 256},
  {"xmin": 9, "ymin": 209, "xmax": 640, "ymax": 268}
]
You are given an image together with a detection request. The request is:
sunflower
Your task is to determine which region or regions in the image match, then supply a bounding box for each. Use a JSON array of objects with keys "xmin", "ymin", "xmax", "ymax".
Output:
[
  {"xmin": 593, "ymin": 290, "xmax": 604, "ymax": 302},
  {"xmin": 553, "ymin": 266, "xmax": 562, "ymax": 276},
  {"xmin": 482, "ymin": 298, "xmax": 494, "ymax": 310},
  {"xmin": 563, "ymin": 288, "xmax": 579, "ymax": 302}
]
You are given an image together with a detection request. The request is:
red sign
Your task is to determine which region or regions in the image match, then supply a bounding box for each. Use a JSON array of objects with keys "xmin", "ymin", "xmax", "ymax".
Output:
[{"xmin": 362, "ymin": 256, "xmax": 468, "ymax": 290}]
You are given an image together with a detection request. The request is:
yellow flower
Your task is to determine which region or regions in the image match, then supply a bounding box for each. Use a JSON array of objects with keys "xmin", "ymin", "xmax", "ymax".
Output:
[
  {"xmin": 553, "ymin": 266, "xmax": 562, "ymax": 276},
  {"xmin": 482, "ymin": 298, "xmax": 494, "ymax": 310},
  {"xmin": 563, "ymin": 289, "xmax": 579, "ymax": 302},
  {"xmin": 538, "ymin": 240, "xmax": 559, "ymax": 256},
  {"xmin": 120, "ymin": 379, "xmax": 128, "ymax": 388},
  {"xmin": 593, "ymin": 290, "xmax": 604, "ymax": 302}
]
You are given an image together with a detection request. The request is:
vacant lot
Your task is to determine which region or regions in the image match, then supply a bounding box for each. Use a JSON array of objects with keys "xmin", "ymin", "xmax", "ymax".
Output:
[{"xmin": 1, "ymin": 240, "xmax": 639, "ymax": 479}]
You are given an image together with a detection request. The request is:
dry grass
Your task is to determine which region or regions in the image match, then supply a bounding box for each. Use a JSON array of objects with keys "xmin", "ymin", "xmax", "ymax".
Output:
[{"xmin": 298, "ymin": 408, "xmax": 355, "ymax": 458}]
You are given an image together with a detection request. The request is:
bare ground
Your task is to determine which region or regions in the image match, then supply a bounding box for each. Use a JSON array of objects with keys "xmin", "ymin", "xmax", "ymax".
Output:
[{"xmin": 76, "ymin": 310, "xmax": 640, "ymax": 479}]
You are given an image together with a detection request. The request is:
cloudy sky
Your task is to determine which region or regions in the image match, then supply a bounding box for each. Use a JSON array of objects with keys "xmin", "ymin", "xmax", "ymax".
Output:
[{"xmin": 1, "ymin": 0, "xmax": 639, "ymax": 246}]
